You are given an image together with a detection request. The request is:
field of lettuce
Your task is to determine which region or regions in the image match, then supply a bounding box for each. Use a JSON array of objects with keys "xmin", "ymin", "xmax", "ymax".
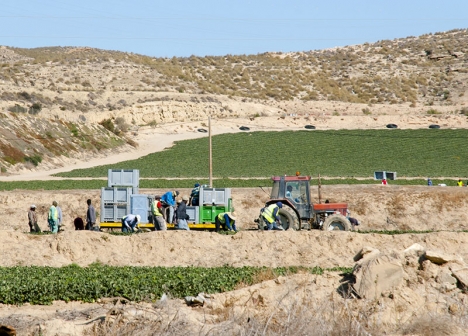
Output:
[
  {"xmin": 55, "ymin": 130, "xmax": 468, "ymax": 179},
  {"xmin": 0, "ymin": 178, "xmax": 460, "ymax": 191},
  {"xmin": 0, "ymin": 264, "xmax": 350, "ymax": 305}
]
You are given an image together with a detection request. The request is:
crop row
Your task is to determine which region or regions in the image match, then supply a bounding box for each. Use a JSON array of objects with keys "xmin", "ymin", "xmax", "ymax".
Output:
[
  {"xmin": 0, "ymin": 264, "xmax": 351, "ymax": 305},
  {"xmin": 54, "ymin": 130, "xmax": 468, "ymax": 179},
  {"xmin": 0, "ymin": 178, "xmax": 463, "ymax": 191}
]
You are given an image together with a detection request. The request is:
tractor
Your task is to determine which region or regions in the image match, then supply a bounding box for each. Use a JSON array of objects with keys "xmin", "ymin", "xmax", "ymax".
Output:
[{"xmin": 257, "ymin": 175, "xmax": 352, "ymax": 231}]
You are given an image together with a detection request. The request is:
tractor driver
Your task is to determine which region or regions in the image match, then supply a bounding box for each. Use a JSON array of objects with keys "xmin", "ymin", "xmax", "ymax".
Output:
[{"xmin": 286, "ymin": 184, "xmax": 302, "ymax": 204}]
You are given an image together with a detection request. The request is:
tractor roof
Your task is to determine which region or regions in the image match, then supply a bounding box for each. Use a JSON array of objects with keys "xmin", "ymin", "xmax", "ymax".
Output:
[{"xmin": 271, "ymin": 176, "xmax": 311, "ymax": 181}]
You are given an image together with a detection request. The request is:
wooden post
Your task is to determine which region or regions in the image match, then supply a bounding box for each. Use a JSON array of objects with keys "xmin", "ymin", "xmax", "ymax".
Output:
[
  {"xmin": 318, "ymin": 173, "xmax": 322, "ymax": 204},
  {"xmin": 209, "ymin": 116, "xmax": 213, "ymax": 187}
]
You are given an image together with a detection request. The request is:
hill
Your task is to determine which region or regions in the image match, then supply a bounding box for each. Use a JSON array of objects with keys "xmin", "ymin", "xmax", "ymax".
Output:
[{"xmin": 0, "ymin": 29, "xmax": 467, "ymax": 173}]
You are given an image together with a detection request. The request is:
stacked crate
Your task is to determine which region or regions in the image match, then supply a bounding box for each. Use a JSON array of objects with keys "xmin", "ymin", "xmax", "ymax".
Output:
[
  {"xmin": 198, "ymin": 187, "xmax": 232, "ymax": 223},
  {"xmin": 101, "ymin": 169, "xmax": 142, "ymax": 223}
]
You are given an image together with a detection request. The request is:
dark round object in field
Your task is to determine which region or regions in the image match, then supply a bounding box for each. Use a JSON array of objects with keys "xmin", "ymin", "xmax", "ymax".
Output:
[
  {"xmin": 197, "ymin": 128, "xmax": 208, "ymax": 133},
  {"xmin": 239, "ymin": 126, "xmax": 250, "ymax": 131},
  {"xmin": 429, "ymin": 124, "xmax": 440, "ymax": 129},
  {"xmin": 304, "ymin": 125, "xmax": 316, "ymax": 130},
  {"xmin": 386, "ymin": 124, "xmax": 398, "ymax": 129}
]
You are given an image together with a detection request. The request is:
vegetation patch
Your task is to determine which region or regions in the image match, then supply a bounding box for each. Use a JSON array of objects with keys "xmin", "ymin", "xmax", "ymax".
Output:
[
  {"xmin": 55, "ymin": 130, "xmax": 468, "ymax": 179},
  {"xmin": 0, "ymin": 264, "xmax": 351, "ymax": 305}
]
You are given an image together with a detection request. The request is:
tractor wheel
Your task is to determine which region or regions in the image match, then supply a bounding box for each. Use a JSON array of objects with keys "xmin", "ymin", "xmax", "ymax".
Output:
[
  {"xmin": 322, "ymin": 214, "xmax": 351, "ymax": 231},
  {"xmin": 279, "ymin": 206, "xmax": 300, "ymax": 231}
]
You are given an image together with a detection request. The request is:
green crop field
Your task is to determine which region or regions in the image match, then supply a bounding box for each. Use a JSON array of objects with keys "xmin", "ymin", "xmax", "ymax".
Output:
[
  {"xmin": 0, "ymin": 264, "xmax": 351, "ymax": 305},
  {"xmin": 0, "ymin": 178, "xmax": 460, "ymax": 191},
  {"xmin": 54, "ymin": 129, "xmax": 468, "ymax": 179}
]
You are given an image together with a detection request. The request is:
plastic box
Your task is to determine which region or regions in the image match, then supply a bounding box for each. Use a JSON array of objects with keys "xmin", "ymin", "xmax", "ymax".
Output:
[
  {"xmin": 108, "ymin": 169, "xmax": 139, "ymax": 188},
  {"xmin": 186, "ymin": 206, "xmax": 200, "ymax": 223},
  {"xmin": 101, "ymin": 187, "xmax": 132, "ymax": 203},
  {"xmin": 200, "ymin": 188, "xmax": 231, "ymax": 205},
  {"xmin": 131, "ymin": 194, "xmax": 150, "ymax": 224}
]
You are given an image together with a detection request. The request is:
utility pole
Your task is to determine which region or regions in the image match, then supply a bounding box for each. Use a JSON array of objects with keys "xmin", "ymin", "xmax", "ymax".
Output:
[
  {"xmin": 318, "ymin": 173, "xmax": 322, "ymax": 204},
  {"xmin": 209, "ymin": 116, "xmax": 213, "ymax": 187}
]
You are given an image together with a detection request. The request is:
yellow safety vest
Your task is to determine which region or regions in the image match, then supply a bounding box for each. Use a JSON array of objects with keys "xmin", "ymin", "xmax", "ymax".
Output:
[
  {"xmin": 152, "ymin": 201, "xmax": 163, "ymax": 216},
  {"xmin": 48, "ymin": 206, "xmax": 57, "ymax": 220},
  {"xmin": 457, "ymin": 181, "xmax": 463, "ymax": 187},
  {"xmin": 262, "ymin": 204, "xmax": 279, "ymax": 223},
  {"xmin": 217, "ymin": 212, "xmax": 229, "ymax": 223}
]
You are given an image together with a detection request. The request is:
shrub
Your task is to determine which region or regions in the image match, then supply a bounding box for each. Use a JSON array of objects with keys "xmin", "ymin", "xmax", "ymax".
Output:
[
  {"xmin": 99, "ymin": 118, "xmax": 115, "ymax": 133},
  {"xmin": 24, "ymin": 155, "xmax": 42, "ymax": 167},
  {"xmin": 8, "ymin": 104, "xmax": 27, "ymax": 113},
  {"xmin": 427, "ymin": 108, "xmax": 441, "ymax": 114},
  {"xmin": 28, "ymin": 103, "xmax": 42, "ymax": 115}
]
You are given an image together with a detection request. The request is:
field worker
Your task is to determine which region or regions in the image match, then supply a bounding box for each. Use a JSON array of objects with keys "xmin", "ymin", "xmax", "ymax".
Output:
[
  {"xmin": 48, "ymin": 201, "xmax": 59, "ymax": 233},
  {"xmin": 28, "ymin": 204, "xmax": 41, "ymax": 233},
  {"xmin": 161, "ymin": 190, "xmax": 179, "ymax": 224},
  {"xmin": 190, "ymin": 183, "xmax": 201, "ymax": 206},
  {"xmin": 151, "ymin": 195, "xmax": 166, "ymax": 231},
  {"xmin": 176, "ymin": 195, "xmax": 190, "ymax": 230},
  {"xmin": 427, "ymin": 178, "xmax": 433, "ymax": 186},
  {"xmin": 457, "ymin": 179, "xmax": 464, "ymax": 187},
  {"xmin": 86, "ymin": 199, "xmax": 96, "ymax": 230},
  {"xmin": 262, "ymin": 202, "xmax": 285, "ymax": 231},
  {"xmin": 74, "ymin": 217, "xmax": 84, "ymax": 230},
  {"xmin": 56, "ymin": 203, "xmax": 62, "ymax": 231},
  {"xmin": 121, "ymin": 214, "xmax": 141, "ymax": 233},
  {"xmin": 215, "ymin": 212, "xmax": 237, "ymax": 232},
  {"xmin": 381, "ymin": 178, "xmax": 388, "ymax": 185},
  {"xmin": 346, "ymin": 210, "xmax": 360, "ymax": 229}
]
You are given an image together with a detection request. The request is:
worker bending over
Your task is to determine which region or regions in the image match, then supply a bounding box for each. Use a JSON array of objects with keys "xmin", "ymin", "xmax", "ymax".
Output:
[
  {"xmin": 215, "ymin": 212, "xmax": 237, "ymax": 232},
  {"xmin": 262, "ymin": 202, "xmax": 285, "ymax": 231},
  {"xmin": 121, "ymin": 214, "xmax": 141, "ymax": 233}
]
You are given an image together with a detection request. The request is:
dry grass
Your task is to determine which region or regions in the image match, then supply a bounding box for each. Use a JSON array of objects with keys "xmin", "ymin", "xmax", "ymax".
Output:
[{"xmin": 84, "ymin": 287, "xmax": 468, "ymax": 336}]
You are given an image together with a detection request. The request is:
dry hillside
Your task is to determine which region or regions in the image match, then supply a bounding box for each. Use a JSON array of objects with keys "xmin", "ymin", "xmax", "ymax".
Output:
[{"xmin": 0, "ymin": 29, "xmax": 468, "ymax": 172}]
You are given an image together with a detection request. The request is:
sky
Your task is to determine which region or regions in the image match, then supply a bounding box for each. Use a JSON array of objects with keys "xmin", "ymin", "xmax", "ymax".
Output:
[{"xmin": 1, "ymin": 0, "xmax": 467, "ymax": 58}]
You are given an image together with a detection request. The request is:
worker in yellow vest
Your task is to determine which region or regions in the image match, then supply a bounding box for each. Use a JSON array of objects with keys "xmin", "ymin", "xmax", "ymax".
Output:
[
  {"xmin": 215, "ymin": 212, "xmax": 237, "ymax": 232},
  {"xmin": 261, "ymin": 202, "xmax": 285, "ymax": 231},
  {"xmin": 151, "ymin": 195, "xmax": 167, "ymax": 230},
  {"xmin": 48, "ymin": 201, "xmax": 59, "ymax": 233},
  {"xmin": 457, "ymin": 179, "xmax": 464, "ymax": 187}
]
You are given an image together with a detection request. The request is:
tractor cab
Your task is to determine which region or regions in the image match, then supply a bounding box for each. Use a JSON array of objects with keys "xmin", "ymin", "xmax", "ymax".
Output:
[
  {"xmin": 269, "ymin": 175, "xmax": 312, "ymax": 222},
  {"xmin": 259, "ymin": 174, "xmax": 352, "ymax": 231}
]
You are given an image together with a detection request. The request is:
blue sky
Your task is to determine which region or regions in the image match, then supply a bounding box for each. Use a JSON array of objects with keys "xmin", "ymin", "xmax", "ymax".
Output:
[{"xmin": 1, "ymin": 0, "xmax": 467, "ymax": 58}]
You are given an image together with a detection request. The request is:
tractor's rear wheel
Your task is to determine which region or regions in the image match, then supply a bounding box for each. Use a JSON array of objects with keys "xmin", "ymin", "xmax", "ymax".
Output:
[
  {"xmin": 279, "ymin": 206, "xmax": 300, "ymax": 231},
  {"xmin": 322, "ymin": 214, "xmax": 351, "ymax": 231}
]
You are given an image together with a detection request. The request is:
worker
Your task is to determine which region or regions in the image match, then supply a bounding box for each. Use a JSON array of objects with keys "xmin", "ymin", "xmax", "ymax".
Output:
[
  {"xmin": 382, "ymin": 178, "xmax": 388, "ymax": 185},
  {"xmin": 261, "ymin": 202, "xmax": 285, "ymax": 231},
  {"xmin": 74, "ymin": 217, "xmax": 84, "ymax": 230},
  {"xmin": 151, "ymin": 195, "xmax": 166, "ymax": 231},
  {"xmin": 48, "ymin": 201, "xmax": 59, "ymax": 233},
  {"xmin": 457, "ymin": 179, "xmax": 464, "ymax": 187},
  {"xmin": 190, "ymin": 183, "xmax": 201, "ymax": 206},
  {"xmin": 215, "ymin": 212, "xmax": 237, "ymax": 232},
  {"xmin": 161, "ymin": 190, "xmax": 179, "ymax": 224},
  {"xmin": 347, "ymin": 210, "xmax": 360, "ymax": 228},
  {"xmin": 175, "ymin": 195, "xmax": 190, "ymax": 230},
  {"xmin": 28, "ymin": 204, "xmax": 40, "ymax": 233},
  {"xmin": 427, "ymin": 178, "xmax": 433, "ymax": 186},
  {"xmin": 121, "ymin": 214, "xmax": 141, "ymax": 233},
  {"xmin": 86, "ymin": 199, "xmax": 96, "ymax": 230}
]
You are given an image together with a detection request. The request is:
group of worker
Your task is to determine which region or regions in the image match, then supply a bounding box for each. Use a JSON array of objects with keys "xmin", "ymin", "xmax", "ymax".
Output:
[{"xmin": 27, "ymin": 201, "xmax": 63, "ymax": 233}]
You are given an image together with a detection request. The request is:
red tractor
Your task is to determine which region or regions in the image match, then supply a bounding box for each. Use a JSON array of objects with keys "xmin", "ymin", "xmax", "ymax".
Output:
[{"xmin": 257, "ymin": 175, "xmax": 352, "ymax": 231}]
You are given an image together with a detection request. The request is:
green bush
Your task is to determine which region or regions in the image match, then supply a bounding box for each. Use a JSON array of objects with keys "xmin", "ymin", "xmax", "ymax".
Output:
[{"xmin": 24, "ymin": 155, "xmax": 42, "ymax": 167}]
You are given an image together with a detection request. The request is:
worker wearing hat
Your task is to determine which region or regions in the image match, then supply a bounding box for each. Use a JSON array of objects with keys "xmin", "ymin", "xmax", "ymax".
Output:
[
  {"xmin": 121, "ymin": 214, "xmax": 141, "ymax": 233},
  {"xmin": 161, "ymin": 190, "xmax": 180, "ymax": 224},
  {"xmin": 28, "ymin": 204, "xmax": 41, "ymax": 233},
  {"xmin": 176, "ymin": 195, "xmax": 190, "ymax": 230},
  {"xmin": 190, "ymin": 183, "xmax": 201, "ymax": 206},
  {"xmin": 261, "ymin": 202, "xmax": 285, "ymax": 230},
  {"xmin": 215, "ymin": 212, "xmax": 237, "ymax": 232}
]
